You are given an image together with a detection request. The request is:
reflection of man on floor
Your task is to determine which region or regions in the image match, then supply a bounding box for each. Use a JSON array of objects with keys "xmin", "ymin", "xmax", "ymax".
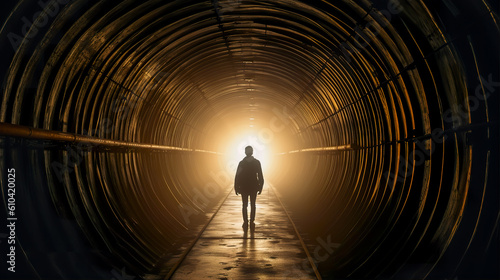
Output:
[{"xmin": 234, "ymin": 146, "xmax": 264, "ymax": 228}]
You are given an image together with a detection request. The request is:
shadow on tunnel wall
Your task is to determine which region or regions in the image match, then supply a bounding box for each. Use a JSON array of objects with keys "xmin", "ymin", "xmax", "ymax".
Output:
[{"xmin": 0, "ymin": 0, "xmax": 499, "ymax": 279}]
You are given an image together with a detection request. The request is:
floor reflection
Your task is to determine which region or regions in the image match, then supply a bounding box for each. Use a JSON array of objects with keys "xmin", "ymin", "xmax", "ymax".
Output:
[{"xmin": 171, "ymin": 186, "xmax": 316, "ymax": 279}]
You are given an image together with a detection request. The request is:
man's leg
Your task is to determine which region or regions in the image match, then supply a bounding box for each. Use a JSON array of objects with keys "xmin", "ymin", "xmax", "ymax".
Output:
[
  {"xmin": 241, "ymin": 192, "xmax": 249, "ymax": 223},
  {"xmin": 249, "ymin": 191, "xmax": 258, "ymax": 222}
]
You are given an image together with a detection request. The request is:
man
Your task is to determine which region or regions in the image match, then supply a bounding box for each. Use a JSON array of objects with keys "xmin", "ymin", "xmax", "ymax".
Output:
[{"xmin": 234, "ymin": 146, "xmax": 264, "ymax": 227}]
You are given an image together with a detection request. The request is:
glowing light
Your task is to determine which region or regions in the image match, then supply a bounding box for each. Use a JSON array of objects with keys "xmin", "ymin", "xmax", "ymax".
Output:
[{"xmin": 222, "ymin": 133, "xmax": 273, "ymax": 177}]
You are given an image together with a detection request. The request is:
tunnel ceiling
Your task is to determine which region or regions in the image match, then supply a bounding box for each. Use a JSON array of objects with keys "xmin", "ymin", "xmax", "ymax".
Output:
[
  {"xmin": 0, "ymin": 0, "xmax": 499, "ymax": 279},
  {"xmin": 3, "ymin": 0, "xmax": 480, "ymax": 150}
]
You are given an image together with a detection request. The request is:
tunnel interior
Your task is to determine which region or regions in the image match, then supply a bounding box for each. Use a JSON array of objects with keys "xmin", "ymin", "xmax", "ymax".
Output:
[{"xmin": 0, "ymin": 0, "xmax": 499, "ymax": 279}]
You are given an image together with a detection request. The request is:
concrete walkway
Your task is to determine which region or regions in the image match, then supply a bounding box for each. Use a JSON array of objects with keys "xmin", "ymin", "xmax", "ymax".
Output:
[{"xmin": 171, "ymin": 186, "xmax": 317, "ymax": 279}]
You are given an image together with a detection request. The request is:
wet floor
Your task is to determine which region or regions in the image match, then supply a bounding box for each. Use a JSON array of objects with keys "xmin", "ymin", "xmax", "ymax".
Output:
[{"xmin": 170, "ymin": 186, "xmax": 317, "ymax": 279}]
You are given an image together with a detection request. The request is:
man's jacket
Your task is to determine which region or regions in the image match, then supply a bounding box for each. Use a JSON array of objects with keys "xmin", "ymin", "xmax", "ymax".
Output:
[{"xmin": 234, "ymin": 156, "xmax": 264, "ymax": 193}]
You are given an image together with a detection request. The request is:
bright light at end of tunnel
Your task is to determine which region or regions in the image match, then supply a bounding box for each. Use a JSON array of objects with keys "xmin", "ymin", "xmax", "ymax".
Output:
[{"xmin": 222, "ymin": 133, "xmax": 274, "ymax": 178}]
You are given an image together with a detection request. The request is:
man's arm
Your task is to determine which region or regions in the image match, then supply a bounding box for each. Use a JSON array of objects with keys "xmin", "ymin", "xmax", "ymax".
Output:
[
  {"xmin": 257, "ymin": 160, "xmax": 264, "ymax": 194},
  {"xmin": 234, "ymin": 162, "xmax": 241, "ymax": 195}
]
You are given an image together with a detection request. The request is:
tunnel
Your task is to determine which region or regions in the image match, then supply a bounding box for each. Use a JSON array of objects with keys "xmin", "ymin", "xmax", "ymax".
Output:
[{"xmin": 0, "ymin": 0, "xmax": 499, "ymax": 279}]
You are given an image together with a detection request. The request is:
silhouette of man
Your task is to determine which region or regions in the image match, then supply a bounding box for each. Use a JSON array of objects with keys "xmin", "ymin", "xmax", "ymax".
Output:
[{"xmin": 234, "ymin": 146, "xmax": 264, "ymax": 227}]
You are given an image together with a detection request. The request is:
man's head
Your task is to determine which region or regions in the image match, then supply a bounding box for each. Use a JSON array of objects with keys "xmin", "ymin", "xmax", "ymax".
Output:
[{"xmin": 245, "ymin": 146, "xmax": 253, "ymax": 156}]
